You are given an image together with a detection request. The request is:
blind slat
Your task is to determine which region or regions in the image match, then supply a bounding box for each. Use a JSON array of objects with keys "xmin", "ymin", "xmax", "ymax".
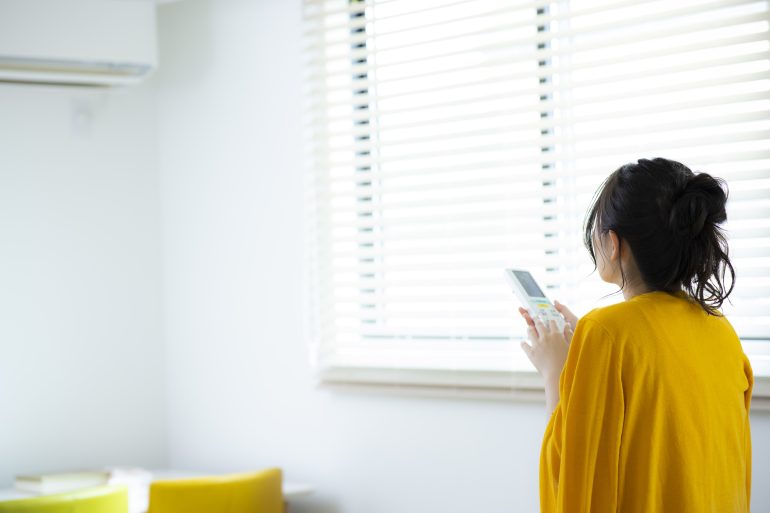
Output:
[
  {"xmin": 318, "ymin": 147, "xmax": 770, "ymax": 187},
  {"xmin": 310, "ymin": 31, "xmax": 768, "ymax": 98},
  {"xmin": 318, "ymin": 167, "xmax": 770, "ymax": 201},
  {"xmin": 306, "ymin": 5, "xmax": 765, "ymax": 82},
  {"xmin": 315, "ymin": 109, "xmax": 770, "ymax": 159},
  {"xmin": 310, "ymin": 70, "xmax": 770, "ymax": 125},
  {"xmin": 312, "ymin": 47, "xmax": 769, "ymax": 110},
  {"xmin": 307, "ymin": 90, "xmax": 770, "ymax": 142}
]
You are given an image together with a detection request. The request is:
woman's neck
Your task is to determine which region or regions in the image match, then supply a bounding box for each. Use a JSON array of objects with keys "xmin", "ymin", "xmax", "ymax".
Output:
[
  {"xmin": 615, "ymin": 248, "xmax": 652, "ymax": 301},
  {"xmin": 621, "ymin": 280, "xmax": 653, "ymax": 301}
]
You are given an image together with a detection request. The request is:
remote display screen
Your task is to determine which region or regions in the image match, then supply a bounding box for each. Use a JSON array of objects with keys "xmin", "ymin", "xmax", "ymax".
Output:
[{"xmin": 514, "ymin": 270, "xmax": 545, "ymax": 297}]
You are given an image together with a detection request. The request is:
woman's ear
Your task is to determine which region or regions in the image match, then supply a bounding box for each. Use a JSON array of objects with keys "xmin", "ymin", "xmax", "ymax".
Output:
[{"xmin": 608, "ymin": 230, "xmax": 621, "ymax": 262}]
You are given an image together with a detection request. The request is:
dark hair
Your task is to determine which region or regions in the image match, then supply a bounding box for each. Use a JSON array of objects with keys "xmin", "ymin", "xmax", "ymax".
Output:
[{"xmin": 584, "ymin": 158, "xmax": 735, "ymax": 314}]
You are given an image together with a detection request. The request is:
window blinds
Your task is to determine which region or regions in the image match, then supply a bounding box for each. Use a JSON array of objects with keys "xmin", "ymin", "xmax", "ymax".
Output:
[{"xmin": 304, "ymin": 0, "xmax": 770, "ymax": 379}]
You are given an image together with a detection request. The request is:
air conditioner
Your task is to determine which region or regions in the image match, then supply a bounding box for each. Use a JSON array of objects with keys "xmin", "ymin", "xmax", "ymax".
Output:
[{"xmin": 0, "ymin": 0, "xmax": 157, "ymax": 87}]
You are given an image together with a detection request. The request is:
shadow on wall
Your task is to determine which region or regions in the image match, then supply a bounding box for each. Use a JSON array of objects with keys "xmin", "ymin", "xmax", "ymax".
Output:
[{"xmin": 158, "ymin": 0, "xmax": 215, "ymax": 87}]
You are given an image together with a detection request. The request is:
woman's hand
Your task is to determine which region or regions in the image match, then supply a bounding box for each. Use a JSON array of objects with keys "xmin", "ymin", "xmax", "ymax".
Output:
[
  {"xmin": 518, "ymin": 307, "xmax": 574, "ymax": 381},
  {"xmin": 553, "ymin": 300, "xmax": 578, "ymax": 331}
]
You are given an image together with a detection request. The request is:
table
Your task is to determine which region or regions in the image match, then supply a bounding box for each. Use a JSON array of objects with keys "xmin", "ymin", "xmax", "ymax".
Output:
[{"xmin": 0, "ymin": 469, "xmax": 312, "ymax": 513}]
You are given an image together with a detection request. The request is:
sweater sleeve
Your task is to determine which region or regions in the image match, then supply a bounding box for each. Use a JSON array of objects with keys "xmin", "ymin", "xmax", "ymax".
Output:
[
  {"xmin": 743, "ymin": 354, "xmax": 753, "ymax": 509},
  {"xmin": 540, "ymin": 318, "xmax": 625, "ymax": 513}
]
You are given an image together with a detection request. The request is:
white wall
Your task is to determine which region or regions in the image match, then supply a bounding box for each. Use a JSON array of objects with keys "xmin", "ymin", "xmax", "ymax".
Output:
[
  {"xmin": 0, "ymin": 83, "xmax": 166, "ymax": 485},
  {"xmin": 0, "ymin": 3, "xmax": 764, "ymax": 510},
  {"xmin": 156, "ymin": 1, "xmax": 770, "ymax": 513}
]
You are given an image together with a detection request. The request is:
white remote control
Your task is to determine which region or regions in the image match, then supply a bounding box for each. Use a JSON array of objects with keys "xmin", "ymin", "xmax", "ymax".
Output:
[{"xmin": 503, "ymin": 268, "xmax": 565, "ymax": 331}]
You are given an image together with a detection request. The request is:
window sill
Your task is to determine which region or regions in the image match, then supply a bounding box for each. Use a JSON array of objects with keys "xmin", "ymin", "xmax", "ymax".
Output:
[
  {"xmin": 318, "ymin": 366, "xmax": 548, "ymax": 403},
  {"xmin": 317, "ymin": 343, "xmax": 770, "ymax": 411}
]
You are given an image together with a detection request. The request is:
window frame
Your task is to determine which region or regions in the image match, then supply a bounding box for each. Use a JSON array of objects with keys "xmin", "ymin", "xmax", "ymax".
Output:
[{"xmin": 304, "ymin": 0, "xmax": 770, "ymax": 407}]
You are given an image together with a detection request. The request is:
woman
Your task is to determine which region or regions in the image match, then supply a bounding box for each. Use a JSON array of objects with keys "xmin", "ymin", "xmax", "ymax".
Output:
[{"xmin": 519, "ymin": 158, "xmax": 753, "ymax": 513}]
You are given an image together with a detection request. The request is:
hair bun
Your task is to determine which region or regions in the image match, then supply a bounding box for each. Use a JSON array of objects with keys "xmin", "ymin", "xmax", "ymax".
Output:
[{"xmin": 667, "ymin": 172, "xmax": 727, "ymax": 239}]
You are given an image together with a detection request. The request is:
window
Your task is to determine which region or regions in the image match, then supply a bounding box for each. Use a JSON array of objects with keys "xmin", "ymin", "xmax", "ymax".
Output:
[{"xmin": 303, "ymin": 0, "xmax": 770, "ymax": 393}]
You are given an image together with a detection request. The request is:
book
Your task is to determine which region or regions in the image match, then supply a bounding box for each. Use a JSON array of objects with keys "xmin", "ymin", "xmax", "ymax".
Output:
[{"xmin": 14, "ymin": 471, "xmax": 110, "ymax": 494}]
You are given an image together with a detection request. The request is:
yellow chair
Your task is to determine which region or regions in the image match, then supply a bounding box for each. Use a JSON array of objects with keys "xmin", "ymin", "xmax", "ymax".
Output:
[
  {"xmin": 0, "ymin": 485, "xmax": 128, "ymax": 513},
  {"xmin": 146, "ymin": 468, "xmax": 283, "ymax": 513}
]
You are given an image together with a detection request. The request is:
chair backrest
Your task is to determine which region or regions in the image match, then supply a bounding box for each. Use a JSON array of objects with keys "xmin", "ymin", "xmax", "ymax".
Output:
[
  {"xmin": 0, "ymin": 485, "xmax": 128, "ymax": 513},
  {"xmin": 147, "ymin": 468, "xmax": 283, "ymax": 513}
]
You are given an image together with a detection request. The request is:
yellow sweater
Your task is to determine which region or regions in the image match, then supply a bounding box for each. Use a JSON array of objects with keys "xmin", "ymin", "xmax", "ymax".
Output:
[{"xmin": 540, "ymin": 291, "xmax": 753, "ymax": 513}]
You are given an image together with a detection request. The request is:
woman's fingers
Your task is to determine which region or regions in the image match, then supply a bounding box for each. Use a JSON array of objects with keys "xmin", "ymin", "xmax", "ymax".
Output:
[
  {"xmin": 520, "ymin": 307, "xmax": 539, "ymax": 338},
  {"xmin": 549, "ymin": 319, "xmax": 559, "ymax": 333},
  {"xmin": 563, "ymin": 323, "xmax": 574, "ymax": 346},
  {"xmin": 527, "ymin": 326, "xmax": 539, "ymax": 344},
  {"xmin": 518, "ymin": 307, "xmax": 536, "ymax": 328},
  {"xmin": 554, "ymin": 300, "xmax": 579, "ymax": 328},
  {"xmin": 554, "ymin": 300, "xmax": 577, "ymax": 320},
  {"xmin": 523, "ymin": 316, "xmax": 570, "ymax": 380}
]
